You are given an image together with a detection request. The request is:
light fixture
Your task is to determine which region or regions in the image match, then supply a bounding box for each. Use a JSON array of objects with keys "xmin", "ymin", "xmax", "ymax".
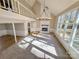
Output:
[{"xmin": 37, "ymin": 0, "xmax": 51, "ymax": 20}]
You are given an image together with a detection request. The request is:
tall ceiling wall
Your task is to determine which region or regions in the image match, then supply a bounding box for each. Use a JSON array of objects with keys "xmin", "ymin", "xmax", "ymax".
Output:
[
  {"xmin": 37, "ymin": 0, "xmax": 79, "ymax": 16},
  {"xmin": 32, "ymin": 0, "xmax": 41, "ymax": 17},
  {"xmin": 15, "ymin": 0, "xmax": 37, "ymax": 18},
  {"xmin": 15, "ymin": 0, "xmax": 79, "ymax": 18},
  {"xmin": 58, "ymin": 1, "xmax": 79, "ymax": 16},
  {"xmin": 25, "ymin": 0, "xmax": 36, "ymax": 7}
]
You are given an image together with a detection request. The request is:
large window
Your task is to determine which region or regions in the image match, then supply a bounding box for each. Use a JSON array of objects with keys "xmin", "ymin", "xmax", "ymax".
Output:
[{"xmin": 57, "ymin": 8, "xmax": 79, "ymax": 53}]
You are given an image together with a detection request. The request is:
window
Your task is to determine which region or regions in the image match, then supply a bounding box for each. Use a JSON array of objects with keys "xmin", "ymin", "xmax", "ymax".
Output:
[{"xmin": 57, "ymin": 8, "xmax": 79, "ymax": 53}]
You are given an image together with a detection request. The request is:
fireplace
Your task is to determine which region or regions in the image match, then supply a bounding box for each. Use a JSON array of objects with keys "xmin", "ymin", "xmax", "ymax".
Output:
[
  {"xmin": 40, "ymin": 20, "xmax": 50, "ymax": 33},
  {"xmin": 41, "ymin": 24, "xmax": 49, "ymax": 33},
  {"xmin": 42, "ymin": 28, "xmax": 48, "ymax": 31}
]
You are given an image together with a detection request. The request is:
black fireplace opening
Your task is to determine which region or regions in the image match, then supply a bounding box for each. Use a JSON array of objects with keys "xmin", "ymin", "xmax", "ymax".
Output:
[{"xmin": 42, "ymin": 28, "xmax": 48, "ymax": 31}]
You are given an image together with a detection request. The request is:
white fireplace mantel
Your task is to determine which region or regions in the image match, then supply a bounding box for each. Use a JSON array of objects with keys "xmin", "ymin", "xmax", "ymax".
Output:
[{"xmin": 40, "ymin": 20, "xmax": 50, "ymax": 33}]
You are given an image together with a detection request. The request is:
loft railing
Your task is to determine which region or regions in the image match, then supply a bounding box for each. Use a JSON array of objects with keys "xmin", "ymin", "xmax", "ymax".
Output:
[
  {"xmin": 0, "ymin": 0, "xmax": 20, "ymax": 14},
  {"xmin": 0, "ymin": 0, "xmax": 36, "ymax": 18},
  {"xmin": 0, "ymin": 0, "xmax": 13, "ymax": 11},
  {"xmin": 1, "ymin": 0, "xmax": 31, "ymax": 14}
]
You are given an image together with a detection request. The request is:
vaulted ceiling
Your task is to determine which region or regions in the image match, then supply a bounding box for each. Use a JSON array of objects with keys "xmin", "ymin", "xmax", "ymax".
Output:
[
  {"xmin": 19, "ymin": 0, "xmax": 79, "ymax": 18},
  {"xmin": 37, "ymin": 0, "xmax": 79, "ymax": 16},
  {"xmin": 25, "ymin": 0, "xmax": 36, "ymax": 7}
]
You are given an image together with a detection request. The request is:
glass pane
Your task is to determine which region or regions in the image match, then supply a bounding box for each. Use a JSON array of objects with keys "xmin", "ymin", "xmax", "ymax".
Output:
[
  {"xmin": 71, "ymin": 9, "xmax": 79, "ymax": 52},
  {"xmin": 63, "ymin": 10, "xmax": 78, "ymax": 43},
  {"xmin": 72, "ymin": 25, "xmax": 79, "ymax": 51},
  {"xmin": 57, "ymin": 16, "xmax": 62, "ymax": 32},
  {"xmin": 63, "ymin": 12, "xmax": 73, "ymax": 43},
  {"xmin": 58, "ymin": 15, "xmax": 65, "ymax": 37}
]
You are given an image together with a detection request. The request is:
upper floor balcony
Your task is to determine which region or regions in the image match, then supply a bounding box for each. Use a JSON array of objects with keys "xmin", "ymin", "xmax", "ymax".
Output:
[{"xmin": 0, "ymin": 0, "xmax": 36, "ymax": 18}]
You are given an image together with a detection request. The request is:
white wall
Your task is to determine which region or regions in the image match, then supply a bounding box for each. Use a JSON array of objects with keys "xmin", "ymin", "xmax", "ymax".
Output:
[
  {"xmin": 0, "ymin": 23, "xmax": 28, "ymax": 36},
  {"xmin": 30, "ymin": 21, "xmax": 37, "ymax": 32},
  {"xmin": 40, "ymin": 20, "xmax": 50, "ymax": 33},
  {"xmin": 30, "ymin": 20, "xmax": 53, "ymax": 33},
  {"xmin": 0, "ymin": 24, "xmax": 7, "ymax": 36},
  {"xmin": 5, "ymin": 23, "xmax": 14, "ymax": 35},
  {"xmin": 5, "ymin": 23, "xmax": 26, "ymax": 36},
  {"xmin": 15, "ymin": 23, "xmax": 26, "ymax": 36}
]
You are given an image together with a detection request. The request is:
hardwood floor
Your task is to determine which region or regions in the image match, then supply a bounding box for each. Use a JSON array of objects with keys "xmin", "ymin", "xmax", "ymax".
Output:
[
  {"xmin": 0, "ymin": 34, "xmax": 72, "ymax": 59},
  {"xmin": 0, "ymin": 35, "xmax": 23, "ymax": 53}
]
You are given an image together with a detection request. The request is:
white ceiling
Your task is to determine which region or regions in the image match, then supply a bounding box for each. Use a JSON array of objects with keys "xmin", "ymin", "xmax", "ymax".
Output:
[
  {"xmin": 25, "ymin": 0, "xmax": 36, "ymax": 7},
  {"xmin": 38, "ymin": 0, "xmax": 79, "ymax": 15}
]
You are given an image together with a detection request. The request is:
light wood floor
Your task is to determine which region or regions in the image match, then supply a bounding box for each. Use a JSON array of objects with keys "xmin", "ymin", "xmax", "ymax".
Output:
[
  {"xmin": 0, "ymin": 34, "xmax": 72, "ymax": 59},
  {"xmin": 0, "ymin": 35, "xmax": 23, "ymax": 52}
]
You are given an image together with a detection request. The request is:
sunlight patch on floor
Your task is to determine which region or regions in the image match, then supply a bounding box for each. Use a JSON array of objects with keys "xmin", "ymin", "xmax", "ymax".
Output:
[
  {"xmin": 31, "ymin": 47, "xmax": 55, "ymax": 59},
  {"xmin": 32, "ymin": 33, "xmax": 51, "ymax": 39},
  {"xmin": 24, "ymin": 36, "xmax": 34, "ymax": 42},
  {"xmin": 17, "ymin": 35, "xmax": 57, "ymax": 58},
  {"xmin": 17, "ymin": 40, "xmax": 30, "ymax": 49},
  {"xmin": 32, "ymin": 40, "xmax": 57, "ymax": 56},
  {"xmin": 37, "ymin": 34, "xmax": 51, "ymax": 39}
]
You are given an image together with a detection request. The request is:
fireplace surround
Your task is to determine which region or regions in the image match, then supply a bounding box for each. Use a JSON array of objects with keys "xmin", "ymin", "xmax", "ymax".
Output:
[{"xmin": 40, "ymin": 20, "xmax": 50, "ymax": 33}]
